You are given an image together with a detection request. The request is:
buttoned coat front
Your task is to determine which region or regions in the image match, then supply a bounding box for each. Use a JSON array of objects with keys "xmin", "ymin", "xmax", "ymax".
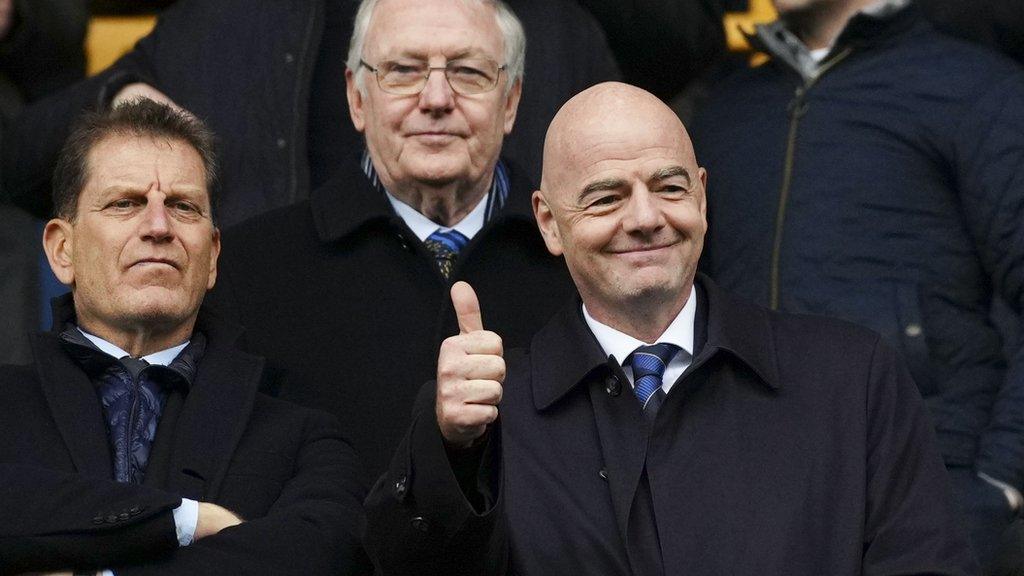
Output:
[{"xmin": 366, "ymin": 276, "xmax": 976, "ymax": 575}]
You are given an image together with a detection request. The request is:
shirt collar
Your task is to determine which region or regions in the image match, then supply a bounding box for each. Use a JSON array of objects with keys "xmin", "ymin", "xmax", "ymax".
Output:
[
  {"xmin": 76, "ymin": 327, "xmax": 189, "ymax": 366},
  {"xmin": 362, "ymin": 149, "xmax": 510, "ymax": 240},
  {"xmin": 384, "ymin": 188, "xmax": 490, "ymax": 242},
  {"xmin": 581, "ymin": 285, "xmax": 697, "ymax": 365}
]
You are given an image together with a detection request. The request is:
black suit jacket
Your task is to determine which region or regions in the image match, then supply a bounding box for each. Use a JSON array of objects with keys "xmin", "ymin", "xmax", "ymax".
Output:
[
  {"xmin": 0, "ymin": 300, "xmax": 369, "ymax": 575},
  {"xmin": 366, "ymin": 275, "xmax": 977, "ymax": 575}
]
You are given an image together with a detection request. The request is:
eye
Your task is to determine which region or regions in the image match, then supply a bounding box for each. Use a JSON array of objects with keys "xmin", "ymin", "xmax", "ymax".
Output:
[
  {"xmin": 105, "ymin": 198, "xmax": 141, "ymax": 211},
  {"xmin": 586, "ymin": 194, "xmax": 621, "ymax": 209}
]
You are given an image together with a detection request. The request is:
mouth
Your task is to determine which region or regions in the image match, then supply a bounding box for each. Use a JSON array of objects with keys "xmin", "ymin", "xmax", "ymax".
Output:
[
  {"xmin": 130, "ymin": 258, "xmax": 180, "ymax": 271},
  {"xmin": 408, "ymin": 131, "xmax": 462, "ymax": 143},
  {"xmin": 610, "ymin": 240, "xmax": 680, "ymax": 255}
]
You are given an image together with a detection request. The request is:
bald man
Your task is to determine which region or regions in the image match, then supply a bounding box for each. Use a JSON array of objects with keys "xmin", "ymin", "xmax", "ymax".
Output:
[{"xmin": 365, "ymin": 83, "xmax": 975, "ymax": 576}]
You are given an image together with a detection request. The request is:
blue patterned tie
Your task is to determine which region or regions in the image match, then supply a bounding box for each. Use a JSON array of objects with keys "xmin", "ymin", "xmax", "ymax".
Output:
[
  {"xmin": 424, "ymin": 229, "xmax": 469, "ymax": 279},
  {"xmin": 629, "ymin": 343, "xmax": 680, "ymax": 413},
  {"xmin": 97, "ymin": 357, "xmax": 166, "ymax": 484}
]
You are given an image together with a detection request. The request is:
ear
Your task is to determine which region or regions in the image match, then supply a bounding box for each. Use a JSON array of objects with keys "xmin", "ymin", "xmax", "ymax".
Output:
[
  {"xmin": 502, "ymin": 78, "xmax": 522, "ymax": 135},
  {"xmin": 42, "ymin": 219, "xmax": 76, "ymax": 286},
  {"xmin": 206, "ymin": 227, "xmax": 222, "ymax": 290},
  {"xmin": 532, "ymin": 190, "xmax": 563, "ymax": 256},
  {"xmin": 697, "ymin": 166, "xmax": 708, "ymax": 220},
  {"xmin": 345, "ymin": 68, "xmax": 367, "ymax": 133}
]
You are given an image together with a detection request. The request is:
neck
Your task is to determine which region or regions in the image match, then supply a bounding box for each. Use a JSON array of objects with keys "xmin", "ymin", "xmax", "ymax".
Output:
[
  {"xmin": 76, "ymin": 315, "xmax": 194, "ymax": 358},
  {"xmin": 584, "ymin": 287, "xmax": 692, "ymax": 344},
  {"xmin": 386, "ymin": 178, "xmax": 490, "ymax": 227},
  {"xmin": 784, "ymin": 0, "xmax": 874, "ymax": 50}
]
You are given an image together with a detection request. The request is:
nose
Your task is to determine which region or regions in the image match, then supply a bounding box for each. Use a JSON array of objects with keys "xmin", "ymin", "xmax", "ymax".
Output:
[
  {"xmin": 622, "ymin": 185, "xmax": 665, "ymax": 235},
  {"xmin": 139, "ymin": 192, "xmax": 174, "ymax": 242},
  {"xmin": 418, "ymin": 67, "xmax": 455, "ymax": 115}
]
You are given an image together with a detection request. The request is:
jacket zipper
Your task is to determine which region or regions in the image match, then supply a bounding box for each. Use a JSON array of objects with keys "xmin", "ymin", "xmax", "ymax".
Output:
[{"xmin": 769, "ymin": 48, "xmax": 853, "ymax": 310}]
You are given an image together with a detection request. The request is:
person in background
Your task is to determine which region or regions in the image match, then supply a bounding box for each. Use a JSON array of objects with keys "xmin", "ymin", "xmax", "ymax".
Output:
[
  {"xmin": 690, "ymin": 0, "xmax": 1024, "ymax": 571},
  {"xmin": 206, "ymin": 0, "xmax": 576, "ymax": 486}
]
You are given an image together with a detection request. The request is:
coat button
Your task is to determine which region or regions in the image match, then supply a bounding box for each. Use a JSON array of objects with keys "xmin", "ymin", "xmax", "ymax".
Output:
[
  {"xmin": 284, "ymin": 52, "xmax": 295, "ymax": 64},
  {"xmin": 394, "ymin": 475, "xmax": 408, "ymax": 499},
  {"xmin": 605, "ymin": 375, "xmax": 621, "ymax": 397},
  {"xmin": 129, "ymin": 506, "xmax": 142, "ymax": 516},
  {"xmin": 119, "ymin": 511, "xmax": 131, "ymax": 520},
  {"xmin": 92, "ymin": 515, "xmax": 105, "ymax": 525},
  {"xmin": 106, "ymin": 514, "xmax": 119, "ymax": 524},
  {"xmin": 276, "ymin": 138, "xmax": 287, "ymax": 149},
  {"xmin": 904, "ymin": 324, "xmax": 922, "ymax": 337},
  {"xmin": 598, "ymin": 468, "xmax": 608, "ymax": 480},
  {"xmin": 410, "ymin": 516, "xmax": 430, "ymax": 532}
]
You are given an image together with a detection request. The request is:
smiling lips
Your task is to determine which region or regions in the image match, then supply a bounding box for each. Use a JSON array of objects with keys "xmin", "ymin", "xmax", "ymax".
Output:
[
  {"xmin": 130, "ymin": 258, "xmax": 180, "ymax": 270},
  {"xmin": 610, "ymin": 239, "xmax": 681, "ymax": 255}
]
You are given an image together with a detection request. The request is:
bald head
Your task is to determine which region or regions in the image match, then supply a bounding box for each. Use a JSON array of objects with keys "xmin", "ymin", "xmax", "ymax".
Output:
[
  {"xmin": 541, "ymin": 82, "xmax": 698, "ymax": 195},
  {"xmin": 531, "ymin": 82, "xmax": 708, "ymax": 341}
]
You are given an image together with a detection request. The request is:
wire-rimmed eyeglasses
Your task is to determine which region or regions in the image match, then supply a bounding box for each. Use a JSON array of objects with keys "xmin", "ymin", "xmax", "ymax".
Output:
[{"xmin": 359, "ymin": 58, "xmax": 507, "ymax": 96}]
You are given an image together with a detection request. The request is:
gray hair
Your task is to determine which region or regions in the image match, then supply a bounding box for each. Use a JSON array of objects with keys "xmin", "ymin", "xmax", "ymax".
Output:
[{"xmin": 346, "ymin": 0, "xmax": 526, "ymax": 95}]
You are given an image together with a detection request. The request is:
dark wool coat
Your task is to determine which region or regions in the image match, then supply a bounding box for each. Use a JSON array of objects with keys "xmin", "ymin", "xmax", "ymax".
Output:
[
  {"xmin": 0, "ymin": 297, "xmax": 369, "ymax": 575},
  {"xmin": 207, "ymin": 157, "xmax": 574, "ymax": 482},
  {"xmin": 366, "ymin": 276, "xmax": 976, "ymax": 576}
]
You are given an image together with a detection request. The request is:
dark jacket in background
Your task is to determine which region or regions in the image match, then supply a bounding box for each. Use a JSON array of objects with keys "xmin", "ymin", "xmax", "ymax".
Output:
[
  {"xmin": 0, "ymin": 0, "xmax": 87, "ymax": 365},
  {"xmin": 366, "ymin": 276, "xmax": 976, "ymax": 575},
  {"xmin": 0, "ymin": 296, "xmax": 369, "ymax": 575},
  {"xmin": 1, "ymin": 0, "xmax": 619, "ymax": 226},
  {"xmin": 206, "ymin": 157, "xmax": 574, "ymax": 482},
  {"xmin": 919, "ymin": 0, "xmax": 1024, "ymax": 64},
  {"xmin": 692, "ymin": 4, "xmax": 1024, "ymax": 489},
  {"xmin": 0, "ymin": 0, "xmax": 86, "ymax": 124},
  {"xmin": 576, "ymin": 0, "xmax": 726, "ymax": 100}
]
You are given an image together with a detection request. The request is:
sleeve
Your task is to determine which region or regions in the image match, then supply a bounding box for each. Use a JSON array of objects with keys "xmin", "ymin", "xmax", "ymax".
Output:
[
  {"xmin": 0, "ymin": 464, "xmax": 182, "ymax": 575},
  {"xmin": 861, "ymin": 338, "xmax": 979, "ymax": 576},
  {"xmin": 113, "ymin": 410, "xmax": 372, "ymax": 576},
  {"xmin": 364, "ymin": 381, "xmax": 508, "ymax": 576},
  {"xmin": 936, "ymin": 72, "xmax": 1024, "ymax": 490}
]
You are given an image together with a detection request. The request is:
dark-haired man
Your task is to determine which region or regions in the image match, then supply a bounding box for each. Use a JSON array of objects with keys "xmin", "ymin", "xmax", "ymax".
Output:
[{"xmin": 0, "ymin": 99, "xmax": 367, "ymax": 575}]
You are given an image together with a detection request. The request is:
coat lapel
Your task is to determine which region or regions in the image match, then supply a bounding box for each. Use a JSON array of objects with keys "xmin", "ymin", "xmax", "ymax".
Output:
[
  {"xmin": 530, "ymin": 301, "xmax": 649, "ymax": 544},
  {"xmin": 31, "ymin": 332, "xmax": 113, "ymax": 479},
  {"xmin": 163, "ymin": 318, "xmax": 262, "ymax": 501}
]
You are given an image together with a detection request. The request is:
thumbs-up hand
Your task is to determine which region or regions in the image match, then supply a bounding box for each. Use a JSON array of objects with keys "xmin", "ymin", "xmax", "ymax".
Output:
[{"xmin": 436, "ymin": 281, "xmax": 505, "ymax": 449}]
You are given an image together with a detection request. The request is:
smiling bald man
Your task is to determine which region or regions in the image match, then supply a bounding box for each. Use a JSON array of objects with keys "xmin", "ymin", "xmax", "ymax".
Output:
[{"xmin": 365, "ymin": 82, "xmax": 976, "ymax": 576}]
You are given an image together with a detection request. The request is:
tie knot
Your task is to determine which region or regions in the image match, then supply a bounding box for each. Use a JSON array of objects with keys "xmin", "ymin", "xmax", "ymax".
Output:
[
  {"xmin": 630, "ymin": 343, "xmax": 680, "ymax": 378},
  {"xmin": 629, "ymin": 343, "xmax": 680, "ymax": 409},
  {"xmin": 119, "ymin": 356, "xmax": 150, "ymax": 380},
  {"xmin": 424, "ymin": 229, "xmax": 469, "ymax": 279}
]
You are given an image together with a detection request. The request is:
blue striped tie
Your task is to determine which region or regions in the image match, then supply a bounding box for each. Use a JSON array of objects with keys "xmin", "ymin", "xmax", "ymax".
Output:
[
  {"xmin": 424, "ymin": 229, "xmax": 469, "ymax": 279},
  {"xmin": 629, "ymin": 343, "xmax": 680, "ymax": 412}
]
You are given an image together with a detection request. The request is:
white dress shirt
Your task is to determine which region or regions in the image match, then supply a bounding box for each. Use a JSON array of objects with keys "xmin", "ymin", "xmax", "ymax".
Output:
[
  {"xmin": 582, "ymin": 285, "xmax": 698, "ymax": 393},
  {"xmin": 385, "ymin": 189, "xmax": 489, "ymax": 241}
]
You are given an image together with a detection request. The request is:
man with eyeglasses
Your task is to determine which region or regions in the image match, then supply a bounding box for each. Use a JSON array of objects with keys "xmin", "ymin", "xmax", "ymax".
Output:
[{"xmin": 205, "ymin": 0, "xmax": 575, "ymax": 485}]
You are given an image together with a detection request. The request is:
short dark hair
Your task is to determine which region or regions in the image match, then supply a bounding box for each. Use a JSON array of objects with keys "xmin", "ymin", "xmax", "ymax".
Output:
[{"xmin": 52, "ymin": 98, "xmax": 220, "ymax": 223}]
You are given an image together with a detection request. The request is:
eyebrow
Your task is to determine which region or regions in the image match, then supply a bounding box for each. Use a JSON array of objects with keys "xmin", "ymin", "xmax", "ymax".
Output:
[
  {"xmin": 650, "ymin": 165, "xmax": 692, "ymax": 185},
  {"xmin": 579, "ymin": 177, "xmax": 628, "ymax": 201}
]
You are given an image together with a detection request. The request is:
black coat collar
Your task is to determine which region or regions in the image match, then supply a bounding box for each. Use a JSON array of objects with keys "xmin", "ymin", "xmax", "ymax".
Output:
[
  {"xmin": 36, "ymin": 294, "xmax": 264, "ymax": 499},
  {"xmin": 530, "ymin": 274, "xmax": 781, "ymax": 411},
  {"xmin": 308, "ymin": 152, "xmax": 538, "ymax": 244}
]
